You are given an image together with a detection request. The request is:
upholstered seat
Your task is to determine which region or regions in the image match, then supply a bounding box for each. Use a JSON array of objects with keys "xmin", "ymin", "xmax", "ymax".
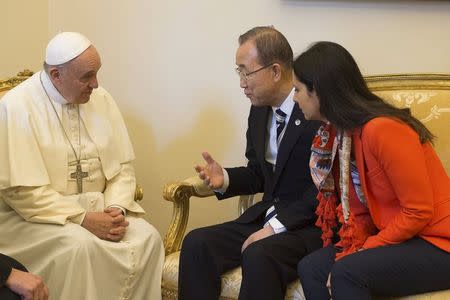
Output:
[{"xmin": 161, "ymin": 73, "xmax": 450, "ymax": 300}]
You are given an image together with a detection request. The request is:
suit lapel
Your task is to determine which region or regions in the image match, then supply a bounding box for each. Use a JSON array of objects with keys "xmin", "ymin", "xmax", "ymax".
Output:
[
  {"xmin": 273, "ymin": 104, "xmax": 305, "ymax": 184},
  {"xmin": 254, "ymin": 107, "xmax": 272, "ymax": 174},
  {"xmin": 254, "ymin": 107, "xmax": 269, "ymax": 156}
]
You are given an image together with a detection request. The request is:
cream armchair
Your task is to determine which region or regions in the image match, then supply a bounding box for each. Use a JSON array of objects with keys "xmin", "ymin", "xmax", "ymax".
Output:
[
  {"xmin": 162, "ymin": 73, "xmax": 450, "ymax": 300},
  {"xmin": 0, "ymin": 70, "xmax": 144, "ymax": 202}
]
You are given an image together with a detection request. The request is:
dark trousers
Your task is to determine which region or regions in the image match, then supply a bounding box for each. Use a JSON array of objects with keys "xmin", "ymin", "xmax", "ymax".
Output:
[
  {"xmin": 297, "ymin": 237, "xmax": 450, "ymax": 300},
  {"xmin": 0, "ymin": 254, "xmax": 27, "ymax": 300},
  {"xmin": 178, "ymin": 220, "xmax": 321, "ymax": 300}
]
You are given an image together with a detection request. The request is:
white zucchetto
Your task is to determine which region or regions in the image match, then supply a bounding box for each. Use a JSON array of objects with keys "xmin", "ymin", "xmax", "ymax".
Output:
[{"xmin": 45, "ymin": 32, "xmax": 91, "ymax": 65}]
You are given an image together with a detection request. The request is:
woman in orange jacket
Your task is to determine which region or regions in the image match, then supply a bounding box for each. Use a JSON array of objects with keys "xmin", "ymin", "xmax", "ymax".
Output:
[{"xmin": 293, "ymin": 41, "xmax": 450, "ymax": 299}]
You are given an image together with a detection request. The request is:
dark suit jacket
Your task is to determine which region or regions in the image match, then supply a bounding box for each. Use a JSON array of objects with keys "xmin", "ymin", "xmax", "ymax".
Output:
[
  {"xmin": 217, "ymin": 104, "xmax": 321, "ymax": 230},
  {"xmin": 0, "ymin": 254, "xmax": 13, "ymax": 286},
  {"xmin": 0, "ymin": 254, "xmax": 14, "ymax": 286},
  {"xmin": 0, "ymin": 253, "xmax": 28, "ymax": 286}
]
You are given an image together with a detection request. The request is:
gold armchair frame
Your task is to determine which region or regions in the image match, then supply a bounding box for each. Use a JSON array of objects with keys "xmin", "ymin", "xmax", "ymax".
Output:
[
  {"xmin": 0, "ymin": 69, "xmax": 34, "ymax": 92},
  {"xmin": 0, "ymin": 70, "xmax": 144, "ymax": 202},
  {"xmin": 163, "ymin": 177, "xmax": 253, "ymax": 255},
  {"xmin": 366, "ymin": 73, "xmax": 450, "ymax": 90}
]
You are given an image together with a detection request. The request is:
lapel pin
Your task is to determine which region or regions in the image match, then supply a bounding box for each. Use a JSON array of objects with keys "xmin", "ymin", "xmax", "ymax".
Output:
[{"xmin": 295, "ymin": 119, "xmax": 301, "ymax": 126}]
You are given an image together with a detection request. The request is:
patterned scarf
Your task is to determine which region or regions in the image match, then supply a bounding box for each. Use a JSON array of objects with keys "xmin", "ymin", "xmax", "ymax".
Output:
[{"xmin": 310, "ymin": 123, "xmax": 376, "ymax": 259}]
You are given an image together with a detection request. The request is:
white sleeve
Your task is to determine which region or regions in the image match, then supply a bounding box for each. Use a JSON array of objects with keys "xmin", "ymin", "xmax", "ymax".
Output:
[
  {"xmin": 213, "ymin": 167, "xmax": 230, "ymax": 194},
  {"xmin": 267, "ymin": 217, "xmax": 287, "ymax": 234},
  {"xmin": 103, "ymin": 163, "xmax": 145, "ymax": 215},
  {"xmin": 1, "ymin": 185, "xmax": 86, "ymax": 225}
]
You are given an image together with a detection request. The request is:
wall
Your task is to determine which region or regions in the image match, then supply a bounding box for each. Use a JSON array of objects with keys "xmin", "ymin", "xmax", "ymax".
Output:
[
  {"xmin": 5, "ymin": 0, "xmax": 450, "ymax": 238},
  {"xmin": 1, "ymin": 0, "xmax": 49, "ymax": 78}
]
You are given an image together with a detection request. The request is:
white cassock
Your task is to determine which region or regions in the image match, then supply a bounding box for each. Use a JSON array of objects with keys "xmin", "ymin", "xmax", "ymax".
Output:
[{"xmin": 0, "ymin": 71, "xmax": 164, "ymax": 300}]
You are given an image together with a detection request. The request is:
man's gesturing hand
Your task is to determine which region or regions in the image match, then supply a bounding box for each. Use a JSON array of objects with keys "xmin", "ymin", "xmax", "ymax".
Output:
[{"xmin": 195, "ymin": 152, "xmax": 225, "ymax": 190}]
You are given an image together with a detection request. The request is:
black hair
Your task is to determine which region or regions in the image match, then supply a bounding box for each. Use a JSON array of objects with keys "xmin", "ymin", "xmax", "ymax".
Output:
[{"xmin": 293, "ymin": 41, "xmax": 434, "ymax": 143}]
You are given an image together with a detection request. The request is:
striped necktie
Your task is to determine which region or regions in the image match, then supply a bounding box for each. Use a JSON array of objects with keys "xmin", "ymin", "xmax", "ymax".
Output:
[
  {"xmin": 275, "ymin": 108, "xmax": 287, "ymax": 143},
  {"xmin": 264, "ymin": 206, "xmax": 277, "ymax": 224},
  {"xmin": 264, "ymin": 109, "xmax": 286, "ymax": 225}
]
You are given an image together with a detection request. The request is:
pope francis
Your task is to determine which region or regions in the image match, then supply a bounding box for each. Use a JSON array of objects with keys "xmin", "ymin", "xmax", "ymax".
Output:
[{"xmin": 0, "ymin": 32, "xmax": 164, "ymax": 300}]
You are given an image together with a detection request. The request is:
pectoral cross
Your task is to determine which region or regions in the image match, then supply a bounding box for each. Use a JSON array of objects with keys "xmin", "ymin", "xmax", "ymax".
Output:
[{"xmin": 70, "ymin": 163, "xmax": 89, "ymax": 194}]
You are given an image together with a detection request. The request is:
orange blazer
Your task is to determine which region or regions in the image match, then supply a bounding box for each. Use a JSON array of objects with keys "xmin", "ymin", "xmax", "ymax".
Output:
[{"xmin": 352, "ymin": 117, "xmax": 450, "ymax": 252}]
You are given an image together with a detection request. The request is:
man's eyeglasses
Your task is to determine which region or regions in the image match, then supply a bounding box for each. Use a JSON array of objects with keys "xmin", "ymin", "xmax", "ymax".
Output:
[{"xmin": 235, "ymin": 63, "xmax": 274, "ymax": 81}]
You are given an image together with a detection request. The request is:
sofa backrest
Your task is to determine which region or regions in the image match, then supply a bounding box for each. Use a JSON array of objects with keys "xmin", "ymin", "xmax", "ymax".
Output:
[{"xmin": 366, "ymin": 73, "xmax": 450, "ymax": 175}]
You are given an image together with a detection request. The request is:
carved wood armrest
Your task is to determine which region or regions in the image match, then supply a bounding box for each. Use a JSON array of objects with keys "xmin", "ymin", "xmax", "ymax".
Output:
[
  {"xmin": 163, "ymin": 176, "xmax": 214, "ymax": 255},
  {"xmin": 134, "ymin": 184, "xmax": 143, "ymax": 201},
  {"xmin": 0, "ymin": 69, "xmax": 34, "ymax": 92}
]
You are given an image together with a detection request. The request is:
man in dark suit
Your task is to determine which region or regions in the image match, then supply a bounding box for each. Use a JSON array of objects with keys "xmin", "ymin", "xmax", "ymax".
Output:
[
  {"xmin": 178, "ymin": 26, "xmax": 322, "ymax": 300},
  {"xmin": 0, "ymin": 253, "xmax": 48, "ymax": 300}
]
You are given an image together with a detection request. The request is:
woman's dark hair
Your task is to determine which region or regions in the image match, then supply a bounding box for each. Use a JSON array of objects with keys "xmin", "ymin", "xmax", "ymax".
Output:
[{"xmin": 293, "ymin": 41, "xmax": 434, "ymax": 143}]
